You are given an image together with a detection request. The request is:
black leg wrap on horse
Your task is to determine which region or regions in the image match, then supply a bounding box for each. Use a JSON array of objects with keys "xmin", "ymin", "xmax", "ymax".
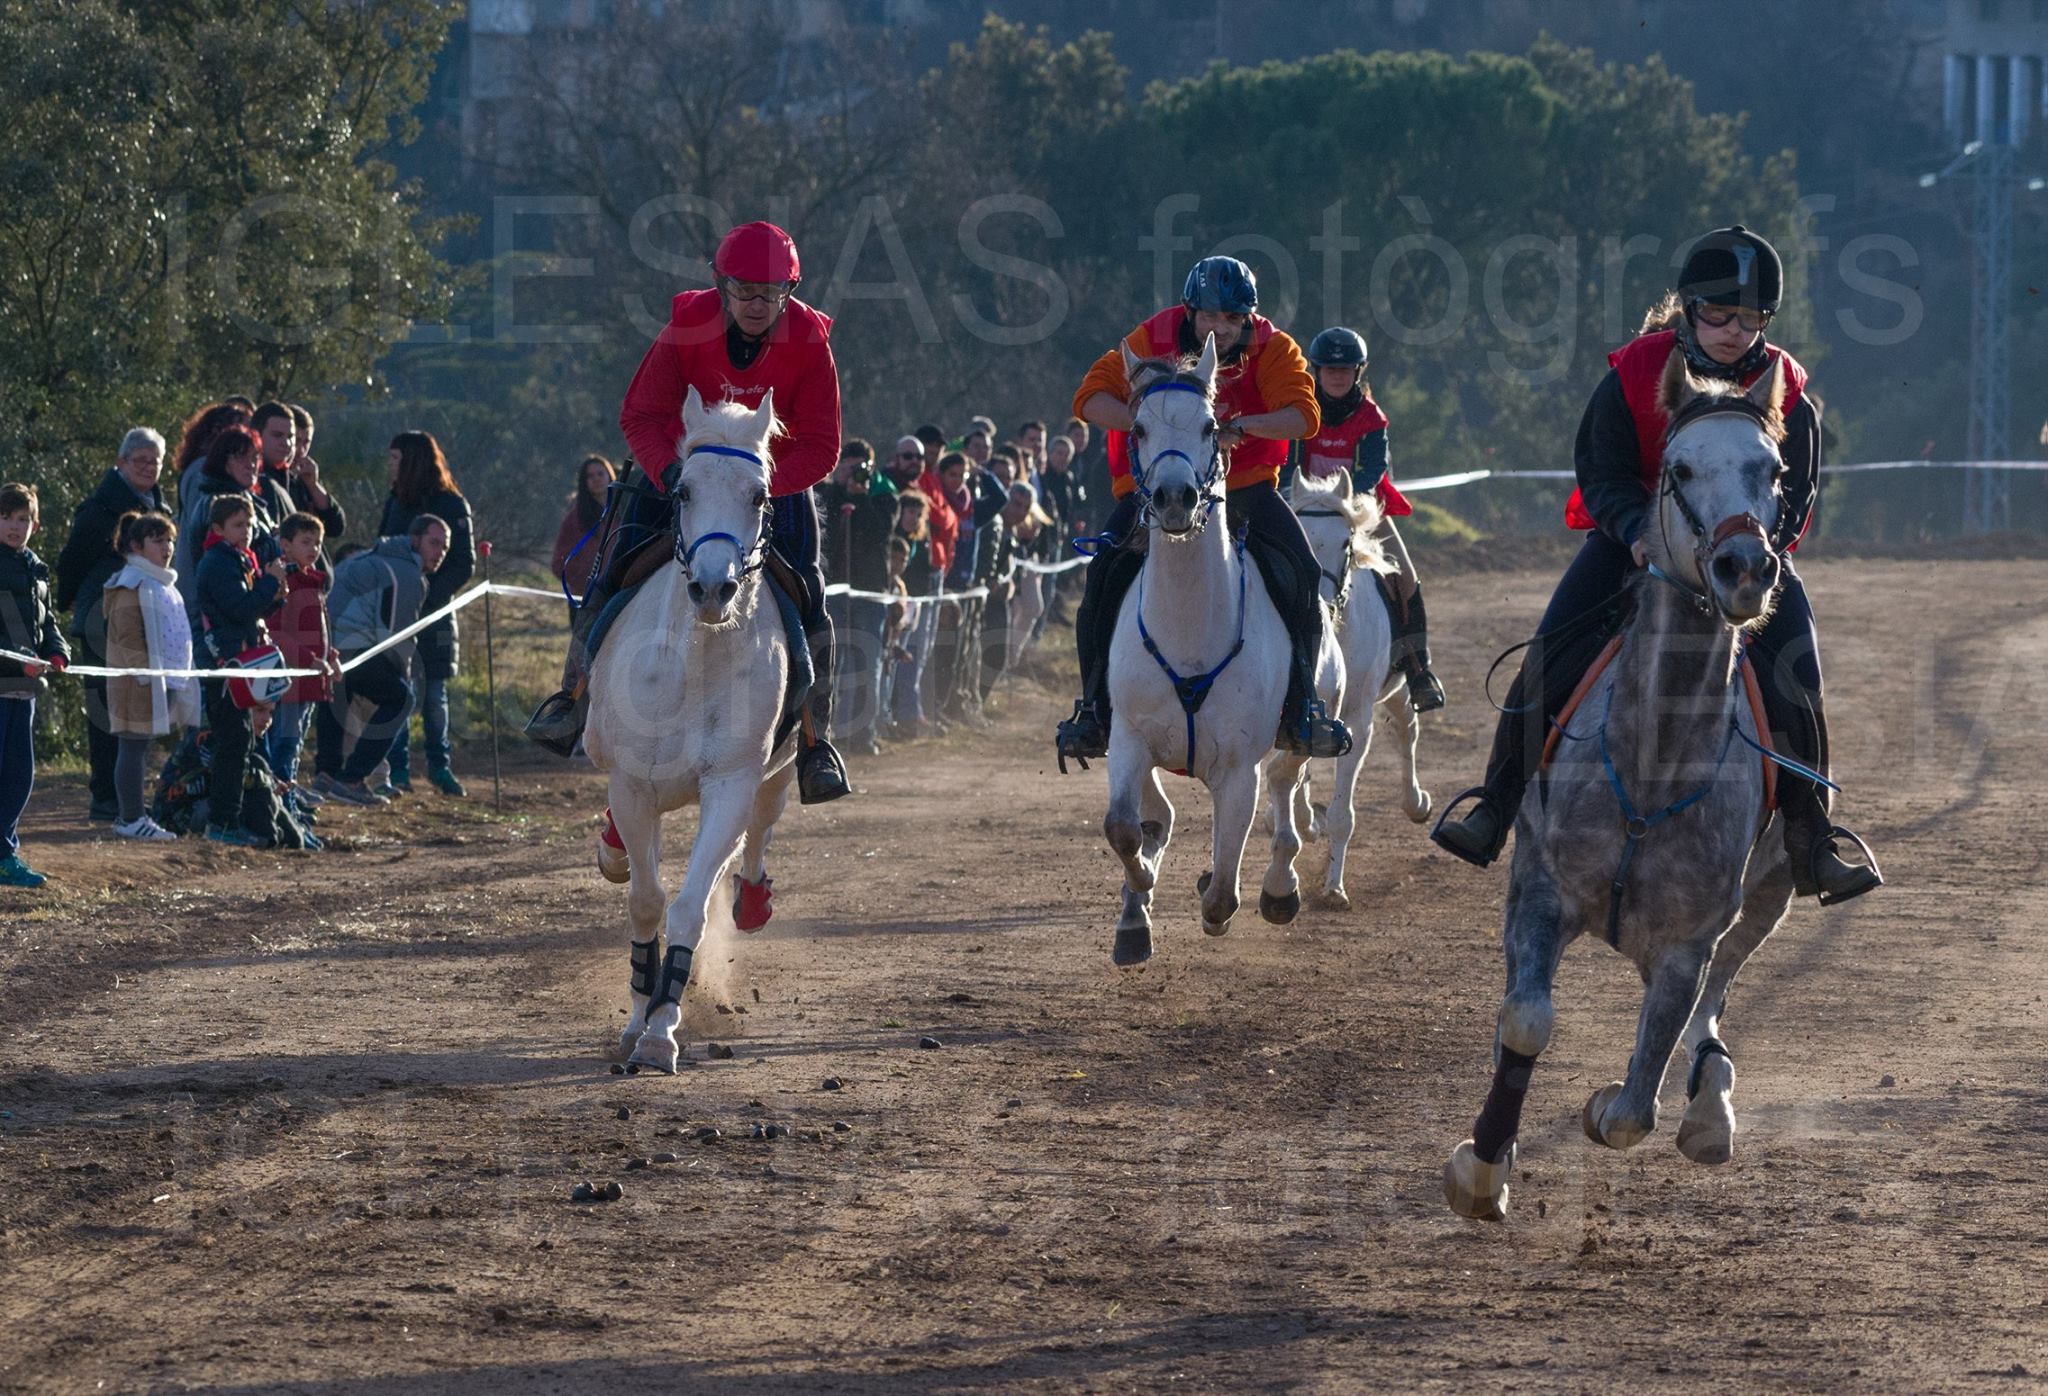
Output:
[
  {"xmin": 646, "ymin": 944, "xmax": 694, "ymax": 1015},
  {"xmin": 1472, "ymin": 1046, "xmax": 1539, "ymax": 1165},
  {"xmin": 629, "ymin": 939, "xmax": 661, "ymax": 1000},
  {"xmin": 1687, "ymin": 1037, "xmax": 1732, "ymax": 1100}
]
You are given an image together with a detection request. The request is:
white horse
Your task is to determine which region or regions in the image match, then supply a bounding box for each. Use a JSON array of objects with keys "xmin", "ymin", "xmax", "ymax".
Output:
[
  {"xmin": 1281, "ymin": 471, "xmax": 1432, "ymax": 909},
  {"xmin": 583, "ymin": 388, "xmax": 796, "ymax": 1074},
  {"xmin": 1101, "ymin": 337, "xmax": 1340, "ymax": 967}
]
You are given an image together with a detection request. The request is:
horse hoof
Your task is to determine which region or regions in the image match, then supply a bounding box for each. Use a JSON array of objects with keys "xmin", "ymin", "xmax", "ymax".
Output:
[
  {"xmin": 1259, "ymin": 889, "xmax": 1300, "ymax": 925},
  {"xmin": 734, "ymin": 874, "xmax": 774, "ymax": 933},
  {"xmin": 597, "ymin": 838, "xmax": 630, "ymax": 884},
  {"xmin": 1196, "ymin": 870, "xmax": 1213, "ymax": 896},
  {"xmin": 628, "ymin": 1038, "xmax": 680, "ymax": 1076},
  {"xmin": 1676, "ymin": 1116, "xmax": 1733, "ymax": 1166},
  {"xmin": 1112, "ymin": 925, "xmax": 1153, "ymax": 967},
  {"xmin": 1201, "ymin": 915, "xmax": 1233, "ymax": 938},
  {"xmin": 1318, "ymin": 886, "xmax": 1350, "ymax": 911},
  {"xmin": 1582, "ymin": 1082, "xmax": 1649, "ymax": 1149},
  {"xmin": 1443, "ymin": 1139, "xmax": 1514, "ymax": 1221},
  {"xmin": 1407, "ymin": 791, "xmax": 1434, "ymax": 826}
]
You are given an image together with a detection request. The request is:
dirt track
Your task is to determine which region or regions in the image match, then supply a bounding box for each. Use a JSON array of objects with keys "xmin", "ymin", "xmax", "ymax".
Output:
[{"xmin": 2, "ymin": 557, "xmax": 2045, "ymax": 1394}]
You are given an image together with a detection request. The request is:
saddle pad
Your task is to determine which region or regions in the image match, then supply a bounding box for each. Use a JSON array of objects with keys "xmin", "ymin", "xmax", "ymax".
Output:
[{"xmin": 1538, "ymin": 634, "xmax": 1776, "ymax": 813}]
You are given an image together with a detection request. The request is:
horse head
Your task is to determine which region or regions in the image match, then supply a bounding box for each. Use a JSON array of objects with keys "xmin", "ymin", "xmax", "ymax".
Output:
[
  {"xmin": 1651, "ymin": 348, "xmax": 1788, "ymax": 625},
  {"xmin": 1121, "ymin": 333, "xmax": 1221, "ymax": 537},
  {"xmin": 675, "ymin": 386, "xmax": 779, "ymax": 626},
  {"xmin": 1286, "ymin": 469, "xmax": 1389, "ymax": 606}
]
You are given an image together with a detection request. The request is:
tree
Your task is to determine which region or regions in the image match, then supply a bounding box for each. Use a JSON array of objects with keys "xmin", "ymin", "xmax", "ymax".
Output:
[{"xmin": 0, "ymin": 0, "xmax": 459, "ymax": 517}]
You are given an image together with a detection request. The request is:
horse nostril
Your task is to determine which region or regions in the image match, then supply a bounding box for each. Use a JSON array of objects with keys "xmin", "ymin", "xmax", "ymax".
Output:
[
  {"xmin": 687, "ymin": 581, "xmax": 706, "ymax": 604},
  {"xmin": 1713, "ymin": 553, "xmax": 1744, "ymax": 587},
  {"xmin": 717, "ymin": 581, "xmax": 739, "ymax": 606}
]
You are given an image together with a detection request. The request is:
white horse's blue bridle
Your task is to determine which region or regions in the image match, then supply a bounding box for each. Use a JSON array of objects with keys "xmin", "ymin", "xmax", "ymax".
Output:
[
  {"xmin": 673, "ymin": 443, "xmax": 773, "ymax": 580},
  {"xmin": 1128, "ymin": 379, "xmax": 1225, "ymax": 532}
]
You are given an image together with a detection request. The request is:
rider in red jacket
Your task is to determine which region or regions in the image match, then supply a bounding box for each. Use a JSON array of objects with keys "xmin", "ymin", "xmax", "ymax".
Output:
[
  {"xmin": 526, "ymin": 222, "xmax": 850, "ymax": 804},
  {"xmin": 1431, "ymin": 226, "xmax": 1880, "ymax": 905}
]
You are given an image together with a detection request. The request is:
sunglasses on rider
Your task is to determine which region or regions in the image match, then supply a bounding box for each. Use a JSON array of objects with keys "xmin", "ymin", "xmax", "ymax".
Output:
[
  {"xmin": 1689, "ymin": 299, "xmax": 1772, "ymax": 334},
  {"xmin": 726, "ymin": 280, "xmax": 794, "ymax": 305}
]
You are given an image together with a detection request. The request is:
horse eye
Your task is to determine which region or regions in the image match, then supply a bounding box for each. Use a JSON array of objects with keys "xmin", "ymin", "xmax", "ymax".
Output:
[
  {"xmin": 1671, "ymin": 464, "xmax": 1694, "ymax": 483},
  {"xmin": 1202, "ymin": 421, "xmax": 1217, "ymax": 436},
  {"xmin": 1130, "ymin": 423, "xmax": 1145, "ymax": 439},
  {"xmin": 676, "ymin": 485, "xmax": 692, "ymax": 505},
  {"xmin": 753, "ymin": 491, "xmax": 768, "ymax": 510}
]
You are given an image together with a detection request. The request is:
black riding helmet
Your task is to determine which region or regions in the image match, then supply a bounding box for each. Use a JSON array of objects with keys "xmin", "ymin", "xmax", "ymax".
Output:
[
  {"xmin": 1306, "ymin": 327, "xmax": 1369, "ymax": 370},
  {"xmin": 1677, "ymin": 225, "xmax": 1782, "ymax": 314}
]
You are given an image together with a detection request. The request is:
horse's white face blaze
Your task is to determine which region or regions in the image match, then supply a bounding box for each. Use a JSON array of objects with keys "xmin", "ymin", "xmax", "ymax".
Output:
[
  {"xmin": 675, "ymin": 387, "xmax": 777, "ymax": 626},
  {"xmin": 1290, "ymin": 472, "xmax": 1356, "ymax": 600},
  {"xmin": 1123, "ymin": 334, "xmax": 1220, "ymax": 536},
  {"xmin": 1655, "ymin": 359, "xmax": 1787, "ymax": 623}
]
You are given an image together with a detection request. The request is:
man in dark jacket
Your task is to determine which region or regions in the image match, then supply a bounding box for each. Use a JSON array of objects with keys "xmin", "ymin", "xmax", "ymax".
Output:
[
  {"xmin": 56, "ymin": 428, "xmax": 168, "ymax": 820},
  {"xmin": 817, "ymin": 443, "xmax": 899, "ymax": 755}
]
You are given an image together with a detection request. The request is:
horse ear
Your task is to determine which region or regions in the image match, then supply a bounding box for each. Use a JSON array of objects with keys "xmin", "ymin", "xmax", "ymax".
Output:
[
  {"xmin": 682, "ymin": 385, "xmax": 707, "ymax": 435},
  {"xmin": 754, "ymin": 388, "xmax": 776, "ymax": 438},
  {"xmin": 1745, "ymin": 358, "xmax": 1787, "ymax": 438},
  {"xmin": 1194, "ymin": 332, "xmax": 1220, "ymax": 387},
  {"xmin": 1332, "ymin": 470, "xmax": 1354, "ymax": 499},
  {"xmin": 1657, "ymin": 346, "xmax": 1698, "ymax": 418},
  {"xmin": 1119, "ymin": 342, "xmax": 1143, "ymax": 389}
]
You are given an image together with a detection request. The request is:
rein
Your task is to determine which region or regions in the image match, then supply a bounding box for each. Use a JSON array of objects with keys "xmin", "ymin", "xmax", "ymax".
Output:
[
  {"xmin": 1294, "ymin": 506, "xmax": 1357, "ymax": 613},
  {"xmin": 1135, "ymin": 535, "xmax": 1249, "ymax": 775},
  {"xmin": 674, "ymin": 443, "xmax": 773, "ymax": 583}
]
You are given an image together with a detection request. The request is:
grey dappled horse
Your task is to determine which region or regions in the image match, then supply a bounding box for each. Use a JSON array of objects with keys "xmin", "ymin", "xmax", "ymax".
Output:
[{"xmin": 1444, "ymin": 350, "xmax": 1805, "ymax": 1220}]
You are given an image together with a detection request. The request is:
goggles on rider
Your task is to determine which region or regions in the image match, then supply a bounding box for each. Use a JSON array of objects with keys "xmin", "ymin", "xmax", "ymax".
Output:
[
  {"xmin": 1689, "ymin": 299, "xmax": 1772, "ymax": 334},
  {"xmin": 725, "ymin": 280, "xmax": 794, "ymax": 305}
]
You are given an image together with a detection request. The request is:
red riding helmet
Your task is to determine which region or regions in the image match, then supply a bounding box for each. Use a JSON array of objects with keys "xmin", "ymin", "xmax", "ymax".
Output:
[{"xmin": 714, "ymin": 222, "xmax": 801, "ymax": 285}]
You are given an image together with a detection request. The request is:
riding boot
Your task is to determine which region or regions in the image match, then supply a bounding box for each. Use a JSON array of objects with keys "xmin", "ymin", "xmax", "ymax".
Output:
[
  {"xmin": 1250, "ymin": 531, "xmax": 1350, "ymax": 759},
  {"xmin": 525, "ymin": 470, "xmax": 672, "ymax": 757},
  {"xmin": 523, "ymin": 573, "xmax": 614, "ymax": 757},
  {"xmin": 1055, "ymin": 541, "xmax": 1140, "ymax": 770},
  {"xmin": 1777, "ymin": 775, "xmax": 1883, "ymax": 905},
  {"xmin": 1389, "ymin": 584, "xmax": 1447, "ymax": 713},
  {"xmin": 796, "ymin": 629, "xmax": 851, "ymax": 805}
]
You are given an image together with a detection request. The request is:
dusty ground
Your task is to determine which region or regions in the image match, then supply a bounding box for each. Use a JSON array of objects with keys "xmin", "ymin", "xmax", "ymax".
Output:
[{"xmin": 2, "ymin": 557, "xmax": 2045, "ymax": 1394}]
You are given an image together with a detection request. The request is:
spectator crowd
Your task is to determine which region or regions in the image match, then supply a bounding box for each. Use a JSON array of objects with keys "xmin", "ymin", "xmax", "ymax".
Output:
[{"xmin": 0, "ymin": 399, "xmax": 1102, "ymax": 887}]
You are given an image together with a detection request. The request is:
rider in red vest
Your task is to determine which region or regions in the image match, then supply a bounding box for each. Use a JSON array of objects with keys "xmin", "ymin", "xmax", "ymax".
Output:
[
  {"xmin": 525, "ymin": 221, "xmax": 850, "ymax": 805},
  {"xmin": 1432, "ymin": 226, "xmax": 1881, "ymax": 905},
  {"xmin": 1283, "ymin": 326, "xmax": 1445, "ymax": 712},
  {"xmin": 1055, "ymin": 256, "xmax": 1351, "ymax": 766}
]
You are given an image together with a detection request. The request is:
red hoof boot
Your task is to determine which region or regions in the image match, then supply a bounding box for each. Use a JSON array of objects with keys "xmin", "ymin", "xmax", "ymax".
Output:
[{"xmin": 734, "ymin": 874, "xmax": 774, "ymax": 932}]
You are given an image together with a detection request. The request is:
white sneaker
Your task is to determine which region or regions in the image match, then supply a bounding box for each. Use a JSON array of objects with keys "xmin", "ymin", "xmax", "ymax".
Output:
[{"xmin": 113, "ymin": 816, "xmax": 179, "ymax": 843}]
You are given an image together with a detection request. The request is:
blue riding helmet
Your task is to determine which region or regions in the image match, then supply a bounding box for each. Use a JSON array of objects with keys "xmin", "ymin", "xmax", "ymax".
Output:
[{"xmin": 1182, "ymin": 256, "xmax": 1258, "ymax": 315}]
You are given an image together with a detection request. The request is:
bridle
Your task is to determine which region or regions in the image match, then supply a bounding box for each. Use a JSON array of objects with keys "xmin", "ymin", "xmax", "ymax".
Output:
[
  {"xmin": 673, "ymin": 442, "xmax": 773, "ymax": 582},
  {"xmin": 1646, "ymin": 396, "xmax": 1781, "ymax": 622},
  {"xmin": 1293, "ymin": 505, "xmax": 1357, "ymax": 614},
  {"xmin": 1127, "ymin": 378, "xmax": 1225, "ymax": 534}
]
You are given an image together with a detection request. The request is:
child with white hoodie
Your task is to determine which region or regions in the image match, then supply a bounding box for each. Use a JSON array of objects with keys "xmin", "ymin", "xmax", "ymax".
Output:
[{"xmin": 101, "ymin": 511, "xmax": 199, "ymax": 840}]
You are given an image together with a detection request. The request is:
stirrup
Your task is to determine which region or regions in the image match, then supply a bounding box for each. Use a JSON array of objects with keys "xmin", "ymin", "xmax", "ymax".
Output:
[
  {"xmin": 797, "ymin": 737, "xmax": 851, "ymax": 805},
  {"xmin": 1431, "ymin": 785, "xmax": 1508, "ymax": 868},
  {"xmin": 1055, "ymin": 699, "xmax": 1108, "ymax": 773},
  {"xmin": 1812, "ymin": 824, "xmax": 1885, "ymax": 907},
  {"xmin": 1406, "ymin": 668, "xmax": 1447, "ymax": 714},
  {"xmin": 524, "ymin": 685, "xmax": 585, "ymax": 758},
  {"xmin": 1279, "ymin": 700, "xmax": 1351, "ymax": 759}
]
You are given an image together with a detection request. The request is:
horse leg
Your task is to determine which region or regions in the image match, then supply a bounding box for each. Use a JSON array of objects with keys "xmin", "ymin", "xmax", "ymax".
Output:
[
  {"xmin": 1260, "ymin": 751, "xmax": 1306, "ymax": 925},
  {"xmin": 1584, "ymin": 938, "xmax": 1713, "ymax": 1150},
  {"xmin": 1201, "ymin": 759, "xmax": 1259, "ymax": 936},
  {"xmin": 628, "ymin": 773, "xmax": 758, "ymax": 1075},
  {"xmin": 1378, "ymin": 689, "xmax": 1428, "ymax": 824},
  {"xmin": 1104, "ymin": 738, "xmax": 1162, "ymax": 967},
  {"xmin": 1319, "ymin": 733, "xmax": 1368, "ymax": 910},
  {"xmin": 1678, "ymin": 868, "xmax": 1794, "ymax": 1165},
  {"xmin": 1445, "ymin": 869, "xmax": 1566, "ymax": 1219},
  {"xmin": 733, "ymin": 759, "xmax": 794, "ymax": 935},
  {"xmin": 609, "ymin": 776, "xmax": 665, "ymax": 1060}
]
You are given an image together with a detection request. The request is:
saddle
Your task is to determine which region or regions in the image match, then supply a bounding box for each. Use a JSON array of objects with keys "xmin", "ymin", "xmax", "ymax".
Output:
[{"xmin": 1538, "ymin": 634, "xmax": 1777, "ymax": 813}]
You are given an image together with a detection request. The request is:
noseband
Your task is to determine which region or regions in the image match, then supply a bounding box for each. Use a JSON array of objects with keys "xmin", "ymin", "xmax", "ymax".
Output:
[
  {"xmin": 674, "ymin": 443, "xmax": 772, "ymax": 582},
  {"xmin": 1648, "ymin": 399, "xmax": 1781, "ymax": 620},
  {"xmin": 1128, "ymin": 379, "xmax": 1224, "ymax": 533}
]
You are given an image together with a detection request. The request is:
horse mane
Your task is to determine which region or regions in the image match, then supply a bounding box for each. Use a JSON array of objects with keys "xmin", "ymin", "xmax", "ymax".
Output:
[
  {"xmin": 1293, "ymin": 470, "xmax": 1393, "ymax": 575},
  {"xmin": 1126, "ymin": 353, "xmax": 1214, "ymax": 406},
  {"xmin": 681, "ymin": 398, "xmax": 782, "ymax": 463}
]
